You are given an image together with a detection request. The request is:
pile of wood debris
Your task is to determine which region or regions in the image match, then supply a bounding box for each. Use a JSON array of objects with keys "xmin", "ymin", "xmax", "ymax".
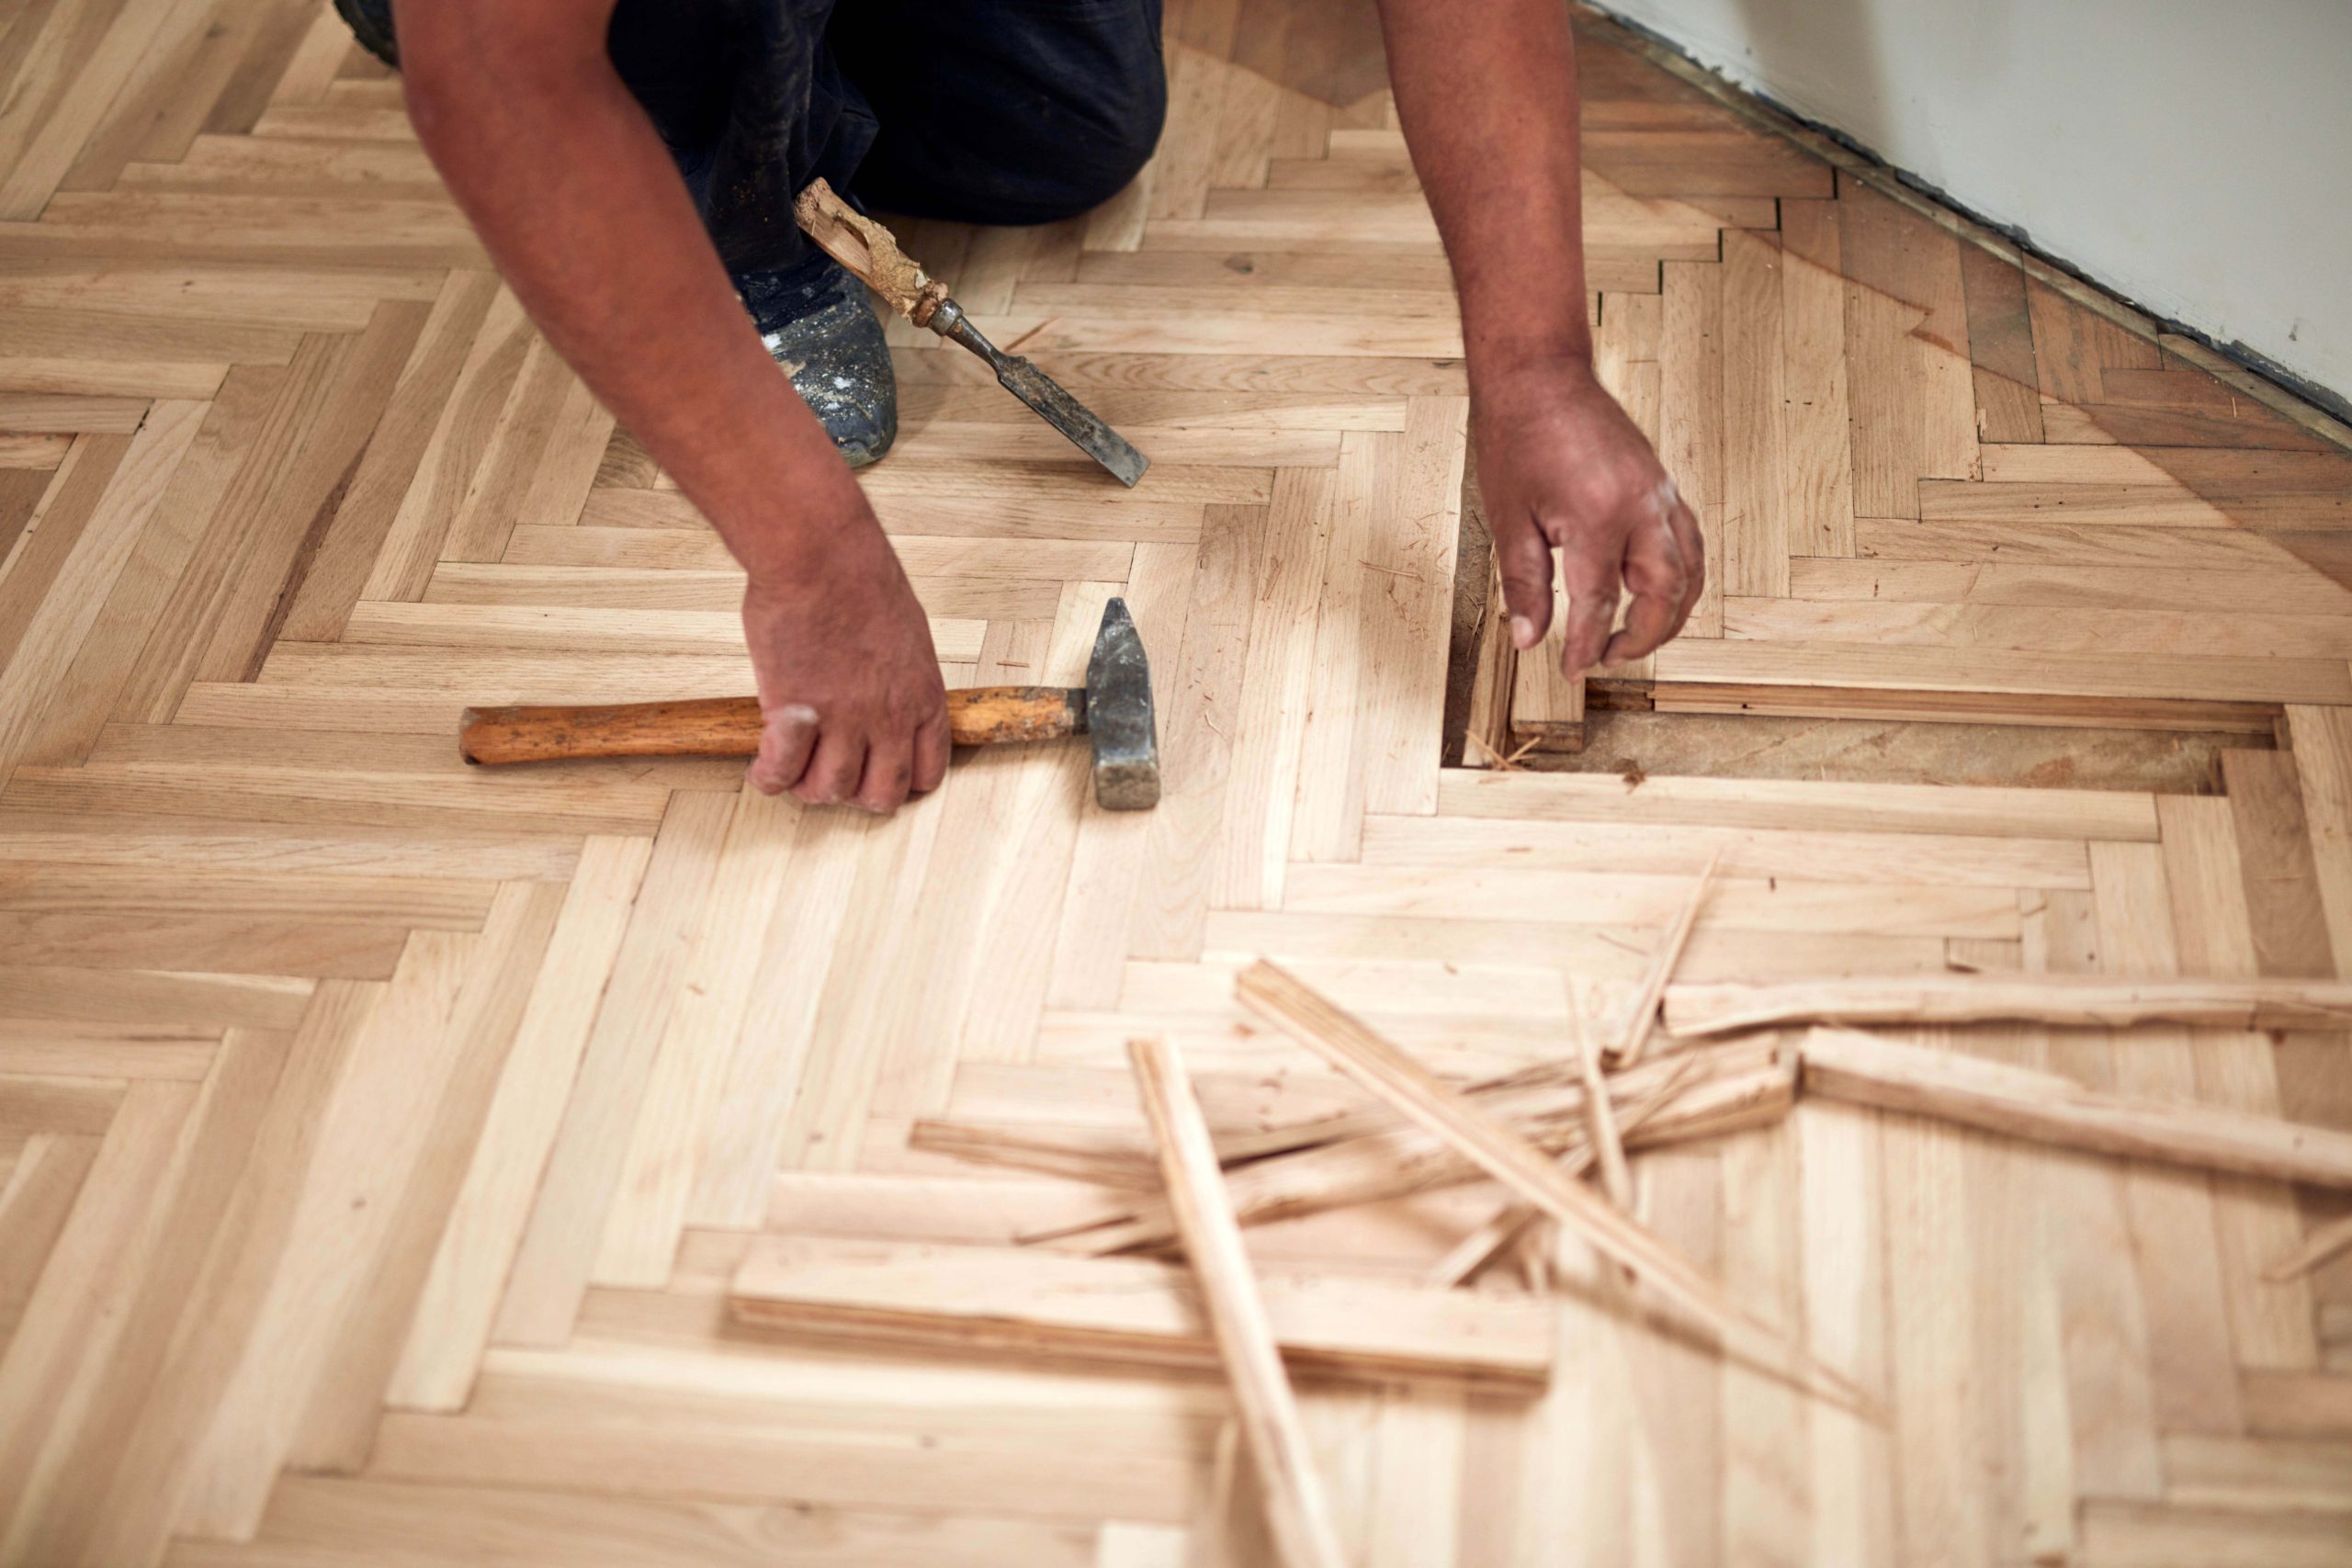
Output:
[{"xmin": 726, "ymin": 863, "xmax": 2352, "ymax": 1564}]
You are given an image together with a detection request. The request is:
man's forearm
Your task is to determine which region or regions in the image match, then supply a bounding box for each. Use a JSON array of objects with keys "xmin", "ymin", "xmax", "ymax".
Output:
[
  {"xmin": 400, "ymin": 12, "xmax": 854, "ymax": 584},
  {"xmin": 1374, "ymin": 0, "xmax": 1591, "ymax": 378}
]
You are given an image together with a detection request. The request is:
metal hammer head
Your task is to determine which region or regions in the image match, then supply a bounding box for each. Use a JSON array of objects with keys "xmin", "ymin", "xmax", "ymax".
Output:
[{"xmin": 1082, "ymin": 597, "xmax": 1159, "ymax": 810}]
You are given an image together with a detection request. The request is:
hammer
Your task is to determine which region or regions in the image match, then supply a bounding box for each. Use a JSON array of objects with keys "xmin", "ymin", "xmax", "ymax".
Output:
[{"xmin": 457, "ymin": 598, "xmax": 1160, "ymax": 810}]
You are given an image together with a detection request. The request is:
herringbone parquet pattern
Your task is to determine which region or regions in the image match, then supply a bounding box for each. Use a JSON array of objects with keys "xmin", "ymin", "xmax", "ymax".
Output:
[{"xmin": 3, "ymin": 2, "xmax": 2351, "ymax": 1563}]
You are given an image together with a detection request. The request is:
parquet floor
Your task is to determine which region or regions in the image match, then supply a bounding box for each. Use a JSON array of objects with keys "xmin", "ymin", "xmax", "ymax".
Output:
[{"xmin": 3, "ymin": 1, "xmax": 2351, "ymax": 1562}]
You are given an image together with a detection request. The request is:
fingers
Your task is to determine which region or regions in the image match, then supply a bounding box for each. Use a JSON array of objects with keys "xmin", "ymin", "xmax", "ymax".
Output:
[
  {"xmin": 792, "ymin": 727, "xmax": 867, "ymax": 807},
  {"xmin": 1668, "ymin": 494, "xmax": 1706, "ymax": 625},
  {"xmin": 765, "ymin": 703, "xmax": 947, "ymax": 815},
  {"xmin": 912, "ymin": 707, "xmax": 952, "ymax": 795},
  {"xmin": 1600, "ymin": 488, "xmax": 1702, "ymax": 669},
  {"xmin": 746, "ymin": 703, "xmax": 819, "ymax": 795},
  {"xmin": 854, "ymin": 729, "xmax": 916, "ymax": 815},
  {"xmin": 1558, "ymin": 544, "xmax": 1625, "ymax": 680},
  {"xmin": 1493, "ymin": 515, "xmax": 1558, "ymax": 650}
]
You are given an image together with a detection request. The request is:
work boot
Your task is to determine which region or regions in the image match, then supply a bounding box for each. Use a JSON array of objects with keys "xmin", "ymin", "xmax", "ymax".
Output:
[{"xmin": 738, "ymin": 251, "xmax": 899, "ymax": 468}]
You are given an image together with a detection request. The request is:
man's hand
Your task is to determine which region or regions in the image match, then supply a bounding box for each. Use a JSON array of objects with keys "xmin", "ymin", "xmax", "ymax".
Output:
[
  {"xmin": 741, "ymin": 496, "xmax": 950, "ymax": 814},
  {"xmin": 1476, "ymin": 357, "xmax": 1704, "ymax": 680}
]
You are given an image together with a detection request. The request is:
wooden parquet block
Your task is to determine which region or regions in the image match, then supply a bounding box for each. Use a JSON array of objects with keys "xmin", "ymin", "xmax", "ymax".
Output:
[{"xmin": 2, "ymin": 1, "xmax": 2351, "ymax": 1563}]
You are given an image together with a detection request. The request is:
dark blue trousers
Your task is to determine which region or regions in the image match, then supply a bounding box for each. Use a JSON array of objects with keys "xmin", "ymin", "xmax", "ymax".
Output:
[{"xmin": 341, "ymin": 0, "xmax": 1167, "ymax": 276}]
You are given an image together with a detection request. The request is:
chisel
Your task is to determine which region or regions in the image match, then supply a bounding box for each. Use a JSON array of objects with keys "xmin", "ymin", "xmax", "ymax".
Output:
[{"xmin": 792, "ymin": 177, "xmax": 1148, "ymax": 487}]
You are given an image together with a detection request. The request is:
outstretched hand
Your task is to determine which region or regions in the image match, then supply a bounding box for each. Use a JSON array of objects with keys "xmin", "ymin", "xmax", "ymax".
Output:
[{"xmin": 1475, "ymin": 356, "xmax": 1705, "ymax": 680}]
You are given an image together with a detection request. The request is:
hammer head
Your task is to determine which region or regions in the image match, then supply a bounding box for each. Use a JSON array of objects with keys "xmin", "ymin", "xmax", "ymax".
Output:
[{"xmin": 1082, "ymin": 597, "xmax": 1159, "ymax": 810}]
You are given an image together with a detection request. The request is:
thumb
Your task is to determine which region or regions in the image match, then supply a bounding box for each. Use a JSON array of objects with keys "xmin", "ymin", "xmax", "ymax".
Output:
[
  {"xmin": 1493, "ymin": 516, "xmax": 1557, "ymax": 650},
  {"xmin": 747, "ymin": 702, "xmax": 819, "ymax": 795}
]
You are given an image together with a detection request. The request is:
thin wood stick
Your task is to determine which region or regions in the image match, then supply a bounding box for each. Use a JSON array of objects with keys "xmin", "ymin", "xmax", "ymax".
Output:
[
  {"xmin": 1026, "ymin": 1038, "xmax": 1797, "ymax": 1256},
  {"xmin": 1669, "ymin": 976, "xmax": 2352, "ymax": 1040},
  {"xmin": 1607, "ymin": 849, "xmax": 1722, "ymax": 1067},
  {"xmin": 906, "ymin": 1120, "xmax": 1159, "ymax": 1189},
  {"xmin": 1566, "ymin": 970, "xmax": 1632, "ymax": 1210},
  {"xmin": 1238, "ymin": 962, "xmax": 1872, "ymax": 1414},
  {"xmin": 1426, "ymin": 1050, "xmax": 1707, "ymax": 1289},
  {"xmin": 1800, "ymin": 1026, "xmax": 2352, "ymax": 1188},
  {"xmin": 2267, "ymin": 1210, "xmax": 2352, "ymax": 1283},
  {"xmin": 1127, "ymin": 1038, "xmax": 1349, "ymax": 1568}
]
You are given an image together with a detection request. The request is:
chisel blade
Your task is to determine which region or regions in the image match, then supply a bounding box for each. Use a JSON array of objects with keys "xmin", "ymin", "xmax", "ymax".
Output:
[
  {"xmin": 991, "ymin": 355, "xmax": 1150, "ymax": 487},
  {"xmin": 933, "ymin": 303, "xmax": 1148, "ymax": 488}
]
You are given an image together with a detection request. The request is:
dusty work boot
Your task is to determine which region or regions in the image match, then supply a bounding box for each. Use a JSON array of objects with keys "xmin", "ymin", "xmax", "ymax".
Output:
[{"xmin": 738, "ymin": 252, "xmax": 898, "ymax": 468}]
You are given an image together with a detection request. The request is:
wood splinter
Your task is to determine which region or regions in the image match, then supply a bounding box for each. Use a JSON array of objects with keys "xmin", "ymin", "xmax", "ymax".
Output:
[
  {"xmin": 1607, "ymin": 848, "xmax": 1722, "ymax": 1068},
  {"xmin": 1426, "ymin": 1049, "xmax": 1707, "ymax": 1290},
  {"xmin": 1668, "ymin": 975, "xmax": 2352, "ymax": 1039},
  {"xmin": 1128, "ymin": 1037, "xmax": 1349, "ymax": 1568},
  {"xmin": 1237, "ymin": 961, "xmax": 1874, "ymax": 1416}
]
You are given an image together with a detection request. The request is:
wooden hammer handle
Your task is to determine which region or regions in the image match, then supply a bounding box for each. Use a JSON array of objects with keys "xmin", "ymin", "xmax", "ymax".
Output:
[
  {"xmin": 458, "ymin": 688, "xmax": 1084, "ymax": 765},
  {"xmin": 791, "ymin": 177, "xmax": 951, "ymax": 326}
]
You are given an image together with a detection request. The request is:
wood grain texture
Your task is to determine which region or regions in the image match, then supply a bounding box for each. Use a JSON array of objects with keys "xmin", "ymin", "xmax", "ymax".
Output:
[{"xmin": 0, "ymin": 3, "xmax": 2346, "ymax": 1562}]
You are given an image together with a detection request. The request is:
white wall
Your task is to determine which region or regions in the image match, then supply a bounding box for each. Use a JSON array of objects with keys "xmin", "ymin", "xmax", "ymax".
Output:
[{"xmin": 1594, "ymin": 0, "xmax": 2352, "ymax": 406}]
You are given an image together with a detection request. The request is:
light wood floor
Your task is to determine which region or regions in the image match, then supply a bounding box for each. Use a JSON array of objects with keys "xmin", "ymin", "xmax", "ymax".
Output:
[{"xmin": 4, "ymin": 1, "xmax": 2352, "ymax": 1563}]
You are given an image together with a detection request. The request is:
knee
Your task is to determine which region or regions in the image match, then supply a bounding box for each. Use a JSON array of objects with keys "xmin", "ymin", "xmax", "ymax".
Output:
[{"xmin": 1016, "ymin": 67, "xmax": 1167, "ymax": 221}]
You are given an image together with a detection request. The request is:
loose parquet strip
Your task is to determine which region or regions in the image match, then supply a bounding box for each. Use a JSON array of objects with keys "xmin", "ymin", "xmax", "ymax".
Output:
[{"xmin": 1128, "ymin": 1035, "xmax": 1350, "ymax": 1568}]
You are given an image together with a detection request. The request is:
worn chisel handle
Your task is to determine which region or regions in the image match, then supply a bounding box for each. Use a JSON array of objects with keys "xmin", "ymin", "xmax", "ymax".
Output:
[
  {"xmin": 791, "ymin": 176, "xmax": 952, "ymax": 327},
  {"xmin": 459, "ymin": 688, "xmax": 1085, "ymax": 765}
]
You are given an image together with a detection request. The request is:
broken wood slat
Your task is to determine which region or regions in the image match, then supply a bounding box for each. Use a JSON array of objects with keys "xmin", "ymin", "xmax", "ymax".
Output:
[
  {"xmin": 1606, "ymin": 847, "xmax": 1722, "ymax": 1067},
  {"xmin": 1425, "ymin": 1048, "xmax": 1709, "ymax": 1289},
  {"xmin": 1565, "ymin": 971, "xmax": 1631, "ymax": 1208},
  {"xmin": 1127, "ymin": 1037, "xmax": 1349, "ymax": 1568},
  {"xmin": 728, "ymin": 1234, "xmax": 1555, "ymax": 1390},
  {"xmin": 1034, "ymin": 1037, "xmax": 1796, "ymax": 1255},
  {"xmin": 1799, "ymin": 1027, "xmax": 2352, "ymax": 1188},
  {"xmin": 905, "ymin": 1120, "xmax": 1159, "ymax": 1190},
  {"xmin": 1671, "ymin": 976, "xmax": 2352, "ymax": 1038},
  {"xmin": 1235, "ymin": 962, "xmax": 1870, "ymax": 1412}
]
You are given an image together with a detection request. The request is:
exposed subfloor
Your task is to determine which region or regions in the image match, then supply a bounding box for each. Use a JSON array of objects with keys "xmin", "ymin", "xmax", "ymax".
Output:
[{"xmin": 4, "ymin": 2, "xmax": 2352, "ymax": 1564}]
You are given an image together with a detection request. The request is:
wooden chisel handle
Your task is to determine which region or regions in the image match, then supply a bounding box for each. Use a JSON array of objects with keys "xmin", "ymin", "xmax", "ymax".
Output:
[
  {"xmin": 791, "ymin": 176, "xmax": 952, "ymax": 327},
  {"xmin": 458, "ymin": 688, "xmax": 1085, "ymax": 765}
]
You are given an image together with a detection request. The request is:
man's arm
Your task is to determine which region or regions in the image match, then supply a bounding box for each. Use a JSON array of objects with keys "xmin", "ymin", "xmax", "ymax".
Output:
[
  {"xmin": 398, "ymin": 0, "xmax": 947, "ymax": 812},
  {"xmin": 1374, "ymin": 0, "xmax": 1704, "ymax": 678}
]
